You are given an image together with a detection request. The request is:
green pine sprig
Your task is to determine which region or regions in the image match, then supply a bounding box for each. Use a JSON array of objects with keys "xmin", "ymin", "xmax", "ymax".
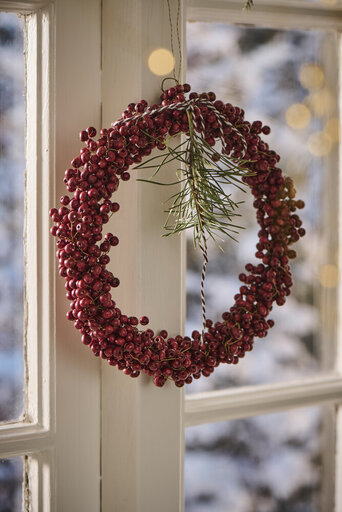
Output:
[
  {"xmin": 134, "ymin": 114, "xmax": 252, "ymax": 250},
  {"xmin": 243, "ymin": 0, "xmax": 254, "ymax": 9}
]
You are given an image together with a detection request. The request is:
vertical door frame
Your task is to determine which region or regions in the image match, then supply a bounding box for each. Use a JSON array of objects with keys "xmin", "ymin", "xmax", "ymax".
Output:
[
  {"xmin": 101, "ymin": 1, "xmax": 186, "ymax": 511},
  {"xmin": 54, "ymin": 1, "xmax": 102, "ymax": 510}
]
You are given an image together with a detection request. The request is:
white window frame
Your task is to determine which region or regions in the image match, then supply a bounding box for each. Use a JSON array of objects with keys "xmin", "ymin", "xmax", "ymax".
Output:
[
  {"xmin": 185, "ymin": 3, "xmax": 342, "ymax": 512},
  {"xmin": 0, "ymin": 1, "xmax": 102, "ymax": 510},
  {"xmin": 100, "ymin": 2, "xmax": 185, "ymax": 510},
  {"xmin": 0, "ymin": 0, "xmax": 341, "ymax": 510}
]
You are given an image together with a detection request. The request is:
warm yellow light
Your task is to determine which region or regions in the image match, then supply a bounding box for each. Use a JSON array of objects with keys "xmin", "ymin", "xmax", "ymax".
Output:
[
  {"xmin": 324, "ymin": 118, "xmax": 339, "ymax": 143},
  {"xmin": 299, "ymin": 64, "xmax": 325, "ymax": 91},
  {"xmin": 148, "ymin": 48, "xmax": 175, "ymax": 76},
  {"xmin": 306, "ymin": 89, "xmax": 335, "ymax": 117},
  {"xmin": 318, "ymin": 264, "xmax": 339, "ymax": 288},
  {"xmin": 320, "ymin": 0, "xmax": 338, "ymax": 6},
  {"xmin": 307, "ymin": 131, "xmax": 332, "ymax": 157},
  {"xmin": 285, "ymin": 104, "xmax": 311, "ymax": 130}
]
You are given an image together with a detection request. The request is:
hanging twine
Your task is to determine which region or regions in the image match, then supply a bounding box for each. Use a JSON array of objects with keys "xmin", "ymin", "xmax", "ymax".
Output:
[
  {"xmin": 166, "ymin": 0, "xmax": 182, "ymax": 82},
  {"xmin": 161, "ymin": 76, "xmax": 179, "ymax": 91}
]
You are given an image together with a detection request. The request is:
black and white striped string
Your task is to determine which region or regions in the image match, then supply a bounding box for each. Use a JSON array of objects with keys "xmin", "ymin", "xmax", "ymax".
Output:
[
  {"xmin": 198, "ymin": 237, "xmax": 209, "ymax": 339},
  {"xmin": 186, "ymin": 100, "xmax": 209, "ymax": 340}
]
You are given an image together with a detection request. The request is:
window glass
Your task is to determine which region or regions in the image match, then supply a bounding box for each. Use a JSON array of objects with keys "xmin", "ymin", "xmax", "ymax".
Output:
[
  {"xmin": 0, "ymin": 13, "xmax": 25, "ymax": 421},
  {"xmin": 185, "ymin": 406, "xmax": 328, "ymax": 511},
  {"xmin": 186, "ymin": 23, "xmax": 338, "ymax": 392},
  {"xmin": 0, "ymin": 457, "xmax": 23, "ymax": 511}
]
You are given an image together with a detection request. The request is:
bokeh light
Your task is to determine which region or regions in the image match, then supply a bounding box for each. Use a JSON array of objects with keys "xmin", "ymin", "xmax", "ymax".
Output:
[
  {"xmin": 306, "ymin": 88, "xmax": 335, "ymax": 117},
  {"xmin": 307, "ymin": 131, "xmax": 332, "ymax": 157},
  {"xmin": 148, "ymin": 48, "xmax": 175, "ymax": 76},
  {"xmin": 299, "ymin": 63, "xmax": 325, "ymax": 91},
  {"xmin": 319, "ymin": 0, "xmax": 338, "ymax": 6},
  {"xmin": 324, "ymin": 117, "xmax": 339, "ymax": 143},
  {"xmin": 318, "ymin": 264, "xmax": 339, "ymax": 288},
  {"xmin": 285, "ymin": 103, "xmax": 311, "ymax": 130}
]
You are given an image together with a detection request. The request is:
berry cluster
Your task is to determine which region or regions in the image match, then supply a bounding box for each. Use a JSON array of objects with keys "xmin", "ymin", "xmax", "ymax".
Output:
[{"xmin": 50, "ymin": 83, "xmax": 305, "ymax": 387}]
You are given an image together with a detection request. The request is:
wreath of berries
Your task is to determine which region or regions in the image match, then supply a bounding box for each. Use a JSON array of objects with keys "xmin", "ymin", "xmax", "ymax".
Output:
[{"xmin": 49, "ymin": 83, "xmax": 305, "ymax": 388}]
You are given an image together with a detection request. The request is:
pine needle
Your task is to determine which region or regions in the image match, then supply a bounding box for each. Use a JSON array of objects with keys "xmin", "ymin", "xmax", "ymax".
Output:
[
  {"xmin": 243, "ymin": 0, "xmax": 254, "ymax": 9},
  {"xmin": 135, "ymin": 114, "xmax": 252, "ymax": 250}
]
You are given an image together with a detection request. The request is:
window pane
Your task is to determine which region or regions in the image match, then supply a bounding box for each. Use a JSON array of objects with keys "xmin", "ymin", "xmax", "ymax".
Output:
[
  {"xmin": 186, "ymin": 24, "xmax": 338, "ymax": 392},
  {"xmin": 185, "ymin": 406, "xmax": 329, "ymax": 511},
  {"xmin": 0, "ymin": 13, "xmax": 25, "ymax": 421},
  {"xmin": 0, "ymin": 457, "xmax": 23, "ymax": 511}
]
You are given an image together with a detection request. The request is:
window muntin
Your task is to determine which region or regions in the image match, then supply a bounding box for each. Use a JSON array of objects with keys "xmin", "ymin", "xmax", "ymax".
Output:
[
  {"xmin": 186, "ymin": 23, "xmax": 339, "ymax": 393},
  {"xmin": 0, "ymin": 12, "xmax": 25, "ymax": 422}
]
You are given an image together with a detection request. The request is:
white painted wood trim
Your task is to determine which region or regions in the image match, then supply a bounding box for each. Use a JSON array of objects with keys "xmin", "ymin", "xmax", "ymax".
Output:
[
  {"xmin": 185, "ymin": 375, "xmax": 342, "ymax": 426},
  {"xmin": 25, "ymin": 7, "xmax": 40, "ymax": 427},
  {"xmin": 0, "ymin": 423, "xmax": 53, "ymax": 457},
  {"xmin": 335, "ymin": 407, "xmax": 342, "ymax": 512},
  {"xmin": 53, "ymin": 0, "xmax": 102, "ymax": 510},
  {"xmin": 188, "ymin": 0, "xmax": 342, "ymax": 12},
  {"xmin": 338, "ymin": 33, "xmax": 342, "ymax": 394},
  {"xmin": 336, "ymin": 31, "xmax": 342, "ymax": 512},
  {"xmin": 320, "ymin": 406, "xmax": 336, "ymax": 512},
  {"xmin": 0, "ymin": 1, "xmax": 51, "ymax": 14},
  {"xmin": 25, "ymin": 3, "xmax": 56, "ymax": 432},
  {"xmin": 101, "ymin": 1, "xmax": 185, "ymax": 511},
  {"xmin": 187, "ymin": 0, "xmax": 342, "ymax": 30},
  {"xmin": 0, "ymin": 0, "xmax": 56, "ymax": 447},
  {"xmin": 27, "ymin": 450, "xmax": 54, "ymax": 512},
  {"xmin": 0, "ymin": 6, "xmax": 56, "ymax": 511},
  {"xmin": 0, "ymin": 2, "xmax": 102, "ymax": 510}
]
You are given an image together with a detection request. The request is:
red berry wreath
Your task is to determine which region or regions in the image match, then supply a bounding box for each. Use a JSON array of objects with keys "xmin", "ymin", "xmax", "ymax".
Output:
[{"xmin": 49, "ymin": 83, "xmax": 305, "ymax": 387}]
